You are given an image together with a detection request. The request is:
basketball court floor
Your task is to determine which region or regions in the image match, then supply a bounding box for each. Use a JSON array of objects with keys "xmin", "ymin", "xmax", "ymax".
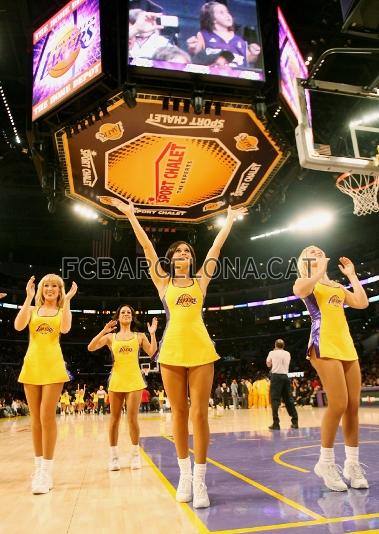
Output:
[{"xmin": 1, "ymin": 407, "xmax": 378, "ymax": 533}]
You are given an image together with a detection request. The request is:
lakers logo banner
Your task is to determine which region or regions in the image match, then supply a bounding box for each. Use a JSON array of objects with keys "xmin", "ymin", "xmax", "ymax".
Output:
[
  {"xmin": 32, "ymin": 0, "xmax": 101, "ymax": 121},
  {"xmin": 60, "ymin": 97, "xmax": 283, "ymax": 222}
]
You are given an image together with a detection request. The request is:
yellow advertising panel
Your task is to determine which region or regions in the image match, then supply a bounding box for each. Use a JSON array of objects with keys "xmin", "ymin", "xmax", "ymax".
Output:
[{"xmin": 60, "ymin": 97, "xmax": 284, "ymax": 222}]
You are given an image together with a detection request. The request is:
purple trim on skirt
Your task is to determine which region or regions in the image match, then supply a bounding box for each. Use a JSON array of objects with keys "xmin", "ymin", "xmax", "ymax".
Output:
[
  {"xmin": 65, "ymin": 362, "xmax": 73, "ymax": 381},
  {"xmin": 303, "ymin": 293, "xmax": 321, "ymax": 358}
]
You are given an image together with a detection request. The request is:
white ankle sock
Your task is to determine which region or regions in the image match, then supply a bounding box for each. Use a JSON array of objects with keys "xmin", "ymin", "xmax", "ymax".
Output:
[
  {"xmin": 194, "ymin": 463, "xmax": 207, "ymax": 482},
  {"xmin": 34, "ymin": 456, "xmax": 42, "ymax": 467},
  {"xmin": 345, "ymin": 445, "xmax": 359, "ymax": 464},
  {"xmin": 42, "ymin": 458, "xmax": 54, "ymax": 474},
  {"xmin": 131, "ymin": 444, "xmax": 139, "ymax": 455},
  {"xmin": 177, "ymin": 457, "xmax": 191, "ymax": 475},
  {"xmin": 110, "ymin": 446, "xmax": 118, "ymax": 459},
  {"xmin": 319, "ymin": 447, "xmax": 335, "ymax": 464}
]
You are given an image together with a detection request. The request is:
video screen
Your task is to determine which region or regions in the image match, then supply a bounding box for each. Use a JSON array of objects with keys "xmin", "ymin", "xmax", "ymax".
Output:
[
  {"xmin": 32, "ymin": 0, "xmax": 102, "ymax": 121},
  {"xmin": 278, "ymin": 6, "xmax": 308, "ymax": 121},
  {"xmin": 128, "ymin": 0, "xmax": 265, "ymax": 81}
]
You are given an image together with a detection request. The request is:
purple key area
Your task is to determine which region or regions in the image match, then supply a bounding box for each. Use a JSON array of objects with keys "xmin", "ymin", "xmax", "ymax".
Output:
[{"xmin": 141, "ymin": 426, "xmax": 379, "ymax": 533}]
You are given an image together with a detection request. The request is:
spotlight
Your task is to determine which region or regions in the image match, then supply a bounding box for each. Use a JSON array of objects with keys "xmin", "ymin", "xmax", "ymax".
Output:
[
  {"xmin": 162, "ymin": 96, "xmax": 169, "ymax": 110},
  {"xmin": 113, "ymin": 223, "xmax": 123, "ymax": 242},
  {"xmin": 216, "ymin": 216, "xmax": 227, "ymax": 227},
  {"xmin": 188, "ymin": 229, "xmax": 197, "ymax": 245},
  {"xmin": 204, "ymin": 101, "xmax": 212, "ymax": 114},
  {"xmin": 214, "ymin": 102, "xmax": 222, "ymax": 116},
  {"xmin": 100, "ymin": 104, "xmax": 110, "ymax": 117},
  {"xmin": 47, "ymin": 197, "xmax": 57, "ymax": 214},
  {"xmin": 41, "ymin": 173, "xmax": 49, "ymax": 191},
  {"xmin": 192, "ymin": 90, "xmax": 204, "ymax": 115},
  {"xmin": 74, "ymin": 203, "xmax": 98, "ymax": 220},
  {"xmin": 94, "ymin": 108, "xmax": 102, "ymax": 121},
  {"xmin": 122, "ymin": 83, "xmax": 137, "ymax": 108},
  {"xmin": 173, "ymin": 98, "xmax": 181, "ymax": 112},
  {"xmin": 183, "ymin": 99, "xmax": 190, "ymax": 113},
  {"xmin": 255, "ymin": 95, "xmax": 267, "ymax": 121},
  {"xmin": 65, "ymin": 126, "xmax": 73, "ymax": 138},
  {"xmin": 32, "ymin": 141, "xmax": 44, "ymax": 154},
  {"xmin": 87, "ymin": 114, "xmax": 95, "ymax": 126}
]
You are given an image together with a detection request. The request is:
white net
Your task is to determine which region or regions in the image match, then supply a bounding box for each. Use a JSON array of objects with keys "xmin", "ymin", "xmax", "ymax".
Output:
[{"xmin": 336, "ymin": 173, "xmax": 379, "ymax": 216}]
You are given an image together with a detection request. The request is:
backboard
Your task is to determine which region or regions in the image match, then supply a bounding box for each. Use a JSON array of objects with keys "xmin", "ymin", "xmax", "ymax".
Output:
[{"xmin": 295, "ymin": 48, "xmax": 379, "ymax": 176}]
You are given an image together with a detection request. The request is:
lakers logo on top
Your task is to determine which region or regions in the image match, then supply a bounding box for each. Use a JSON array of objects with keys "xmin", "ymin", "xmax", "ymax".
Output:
[
  {"xmin": 119, "ymin": 346, "xmax": 133, "ymax": 353},
  {"xmin": 328, "ymin": 295, "xmax": 343, "ymax": 307},
  {"xmin": 95, "ymin": 122, "xmax": 124, "ymax": 142},
  {"xmin": 40, "ymin": 17, "xmax": 96, "ymax": 80},
  {"xmin": 176, "ymin": 294, "xmax": 197, "ymax": 307},
  {"xmin": 203, "ymin": 200, "xmax": 225, "ymax": 212},
  {"xmin": 36, "ymin": 323, "xmax": 54, "ymax": 334},
  {"xmin": 41, "ymin": 27, "xmax": 81, "ymax": 79},
  {"xmin": 234, "ymin": 133, "xmax": 259, "ymax": 152}
]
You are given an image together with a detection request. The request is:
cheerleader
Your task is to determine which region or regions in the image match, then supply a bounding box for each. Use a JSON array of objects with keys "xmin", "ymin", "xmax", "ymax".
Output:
[
  {"xmin": 75, "ymin": 384, "xmax": 86, "ymax": 414},
  {"xmin": 99, "ymin": 196, "xmax": 246, "ymax": 508},
  {"xmin": 15, "ymin": 274, "xmax": 77, "ymax": 494},
  {"xmin": 294, "ymin": 247, "xmax": 369, "ymax": 491},
  {"xmin": 91, "ymin": 390, "xmax": 98, "ymax": 414},
  {"xmin": 154, "ymin": 386, "xmax": 165, "ymax": 413},
  {"xmin": 88, "ymin": 305, "xmax": 157, "ymax": 471},
  {"xmin": 59, "ymin": 389, "xmax": 70, "ymax": 415}
]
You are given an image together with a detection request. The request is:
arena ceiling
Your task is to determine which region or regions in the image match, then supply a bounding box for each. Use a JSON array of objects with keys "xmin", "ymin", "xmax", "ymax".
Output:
[{"xmin": 0, "ymin": 0, "xmax": 378, "ymax": 275}]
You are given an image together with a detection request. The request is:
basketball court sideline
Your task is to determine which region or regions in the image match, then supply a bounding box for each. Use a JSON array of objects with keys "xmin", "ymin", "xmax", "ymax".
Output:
[{"xmin": 1, "ymin": 407, "xmax": 378, "ymax": 533}]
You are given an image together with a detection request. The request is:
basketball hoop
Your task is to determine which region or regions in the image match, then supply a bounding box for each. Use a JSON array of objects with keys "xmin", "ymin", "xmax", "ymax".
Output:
[{"xmin": 336, "ymin": 172, "xmax": 379, "ymax": 216}]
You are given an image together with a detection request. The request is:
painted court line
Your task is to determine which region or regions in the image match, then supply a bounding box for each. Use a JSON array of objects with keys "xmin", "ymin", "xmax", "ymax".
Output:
[
  {"xmin": 164, "ymin": 436, "xmax": 323, "ymax": 520},
  {"xmin": 139, "ymin": 445, "xmax": 210, "ymax": 534},
  {"xmin": 141, "ymin": 433, "xmax": 379, "ymax": 534},
  {"xmin": 210, "ymin": 513, "xmax": 379, "ymax": 533},
  {"xmin": 274, "ymin": 440, "xmax": 379, "ymax": 473}
]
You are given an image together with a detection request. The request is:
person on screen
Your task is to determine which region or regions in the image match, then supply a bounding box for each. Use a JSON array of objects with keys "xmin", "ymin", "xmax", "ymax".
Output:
[
  {"xmin": 152, "ymin": 45, "xmax": 191, "ymax": 64},
  {"xmin": 186, "ymin": 1, "xmax": 261, "ymax": 68},
  {"xmin": 206, "ymin": 50, "xmax": 235, "ymax": 75},
  {"xmin": 130, "ymin": 0, "xmax": 163, "ymax": 12},
  {"xmin": 129, "ymin": 9, "xmax": 171, "ymax": 59}
]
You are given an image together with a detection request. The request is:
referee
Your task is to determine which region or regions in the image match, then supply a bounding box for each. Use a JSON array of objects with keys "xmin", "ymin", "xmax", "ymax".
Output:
[{"xmin": 266, "ymin": 339, "xmax": 299, "ymax": 430}]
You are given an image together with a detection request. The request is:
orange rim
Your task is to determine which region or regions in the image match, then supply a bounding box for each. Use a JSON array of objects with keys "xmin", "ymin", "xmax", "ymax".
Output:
[{"xmin": 336, "ymin": 172, "xmax": 379, "ymax": 192}]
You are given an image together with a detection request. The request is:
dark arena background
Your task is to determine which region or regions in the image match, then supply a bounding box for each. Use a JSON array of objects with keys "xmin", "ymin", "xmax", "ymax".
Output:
[{"xmin": 0, "ymin": 0, "xmax": 378, "ymax": 532}]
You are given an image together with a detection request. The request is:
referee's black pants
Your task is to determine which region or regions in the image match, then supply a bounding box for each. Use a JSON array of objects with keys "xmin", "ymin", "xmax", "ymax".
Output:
[
  {"xmin": 270, "ymin": 374, "xmax": 298, "ymax": 426},
  {"xmin": 98, "ymin": 398, "xmax": 106, "ymax": 414}
]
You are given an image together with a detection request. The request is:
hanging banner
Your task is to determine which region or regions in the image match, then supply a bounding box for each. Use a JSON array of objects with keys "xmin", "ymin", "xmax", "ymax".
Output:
[
  {"xmin": 61, "ymin": 97, "xmax": 283, "ymax": 222},
  {"xmin": 32, "ymin": 0, "xmax": 102, "ymax": 121}
]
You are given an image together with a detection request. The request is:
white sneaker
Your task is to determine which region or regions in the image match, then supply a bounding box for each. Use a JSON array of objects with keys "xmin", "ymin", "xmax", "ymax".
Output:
[
  {"xmin": 109, "ymin": 457, "xmax": 121, "ymax": 471},
  {"xmin": 130, "ymin": 454, "xmax": 142, "ymax": 470},
  {"xmin": 31, "ymin": 459, "xmax": 41, "ymax": 480},
  {"xmin": 31, "ymin": 467, "xmax": 41, "ymax": 493},
  {"xmin": 314, "ymin": 462, "xmax": 348, "ymax": 491},
  {"xmin": 32, "ymin": 469, "xmax": 50, "ymax": 494},
  {"xmin": 176, "ymin": 474, "xmax": 193, "ymax": 502},
  {"xmin": 343, "ymin": 462, "xmax": 369, "ymax": 489},
  {"xmin": 193, "ymin": 481, "xmax": 210, "ymax": 508}
]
